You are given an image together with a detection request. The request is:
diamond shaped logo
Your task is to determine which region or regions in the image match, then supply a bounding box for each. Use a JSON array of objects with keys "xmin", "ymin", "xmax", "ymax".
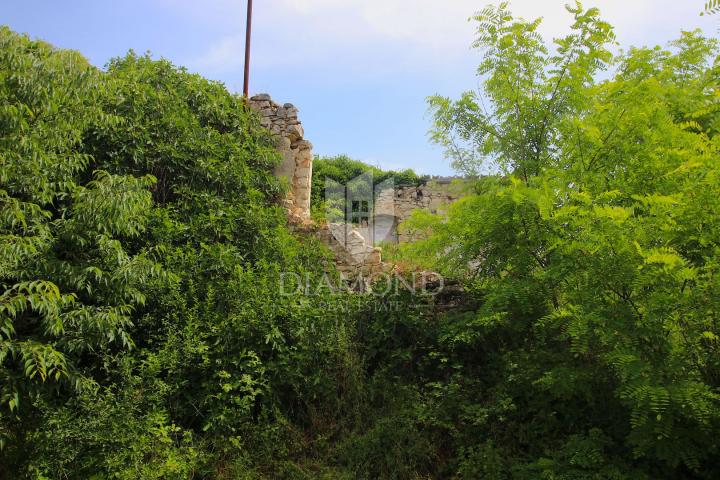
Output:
[{"xmin": 325, "ymin": 172, "xmax": 396, "ymax": 263}]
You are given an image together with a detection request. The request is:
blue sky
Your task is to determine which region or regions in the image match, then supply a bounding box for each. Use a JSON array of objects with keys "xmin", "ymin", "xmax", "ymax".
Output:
[{"xmin": 4, "ymin": 1, "xmax": 716, "ymax": 175}]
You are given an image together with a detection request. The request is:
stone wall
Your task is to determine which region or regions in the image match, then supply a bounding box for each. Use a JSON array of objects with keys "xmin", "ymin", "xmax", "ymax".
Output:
[
  {"xmin": 316, "ymin": 224, "xmax": 385, "ymax": 276},
  {"xmin": 249, "ymin": 93, "xmax": 467, "ymax": 286},
  {"xmin": 248, "ymin": 93, "xmax": 384, "ymax": 283},
  {"xmin": 374, "ymin": 180, "xmax": 467, "ymax": 243},
  {"xmin": 248, "ymin": 94, "xmax": 312, "ymax": 222}
]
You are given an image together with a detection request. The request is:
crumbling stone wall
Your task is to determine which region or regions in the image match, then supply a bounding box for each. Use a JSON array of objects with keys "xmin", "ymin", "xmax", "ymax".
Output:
[
  {"xmin": 249, "ymin": 93, "xmax": 383, "ymax": 281},
  {"xmin": 248, "ymin": 94, "xmax": 312, "ymax": 222},
  {"xmin": 249, "ymin": 93, "xmax": 466, "ymax": 286},
  {"xmin": 317, "ymin": 224, "xmax": 384, "ymax": 276},
  {"xmin": 374, "ymin": 180, "xmax": 466, "ymax": 243}
]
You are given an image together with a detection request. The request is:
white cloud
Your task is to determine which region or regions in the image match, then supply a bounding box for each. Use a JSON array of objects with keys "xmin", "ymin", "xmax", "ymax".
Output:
[{"xmin": 176, "ymin": 0, "xmax": 715, "ymax": 75}]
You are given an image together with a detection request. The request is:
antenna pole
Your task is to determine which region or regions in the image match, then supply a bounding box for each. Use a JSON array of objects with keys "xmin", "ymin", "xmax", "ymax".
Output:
[{"xmin": 243, "ymin": 0, "xmax": 253, "ymax": 97}]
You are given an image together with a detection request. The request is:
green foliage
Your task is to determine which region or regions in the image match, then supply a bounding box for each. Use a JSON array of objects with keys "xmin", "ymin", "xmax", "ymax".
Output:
[
  {"xmin": 394, "ymin": 4, "xmax": 720, "ymax": 478},
  {"xmin": 27, "ymin": 376, "xmax": 205, "ymax": 479},
  {"xmin": 702, "ymin": 0, "xmax": 720, "ymax": 16},
  {"xmin": 0, "ymin": 26, "xmax": 159, "ymax": 432},
  {"xmin": 428, "ymin": 2, "xmax": 615, "ymax": 177},
  {"xmin": 340, "ymin": 412, "xmax": 437, "ymax": 479},
  {"xmin": 3, "ymin": 2, "xmax": 720, "ymax": 478},
  {"xmin": 310, "ymin": 154, "xmax": 425, "ymax": 215},
  {"xmin": 0, "ymin": 27, "xmax": 365, "ymax": 479}
]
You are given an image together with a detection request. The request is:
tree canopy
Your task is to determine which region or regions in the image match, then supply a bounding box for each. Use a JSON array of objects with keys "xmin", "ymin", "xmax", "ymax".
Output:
[
  {"xmin": 399, "ymin": 2, "xmax": 720, "ymax": 476},
  {"xmin": 0, "ymin": 27, "xmax": 364, "ymax": 478}
]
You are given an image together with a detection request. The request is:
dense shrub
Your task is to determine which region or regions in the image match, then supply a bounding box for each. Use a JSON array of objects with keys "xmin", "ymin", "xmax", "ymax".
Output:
[
  {"xmin": 0, "ymin": 27, "xmax": 364, "ymax": 478},
  {"xmin": 394, "ymin": 4, "xmax": 720, "ymax": 478}
]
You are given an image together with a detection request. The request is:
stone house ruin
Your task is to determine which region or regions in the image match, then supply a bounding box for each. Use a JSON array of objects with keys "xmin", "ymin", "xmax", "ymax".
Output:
[
  {"xmin": 248, "ymin": 93, "xmax": 467, "ymax": 276},
  {"xmin": 247, "ymin": 94, "xmax": 313, "ymax": 224}
]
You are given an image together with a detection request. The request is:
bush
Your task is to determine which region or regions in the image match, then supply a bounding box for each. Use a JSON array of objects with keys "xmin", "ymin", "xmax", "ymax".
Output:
[{"xmin": 0, "ymin": 27, "xmax": 365, "ymax": 478}]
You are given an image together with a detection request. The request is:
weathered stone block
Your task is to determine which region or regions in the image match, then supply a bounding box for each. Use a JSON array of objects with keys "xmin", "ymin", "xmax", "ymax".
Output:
[{"xmin": 286, "ymin": 124, "xmax": 304, "ymax": 142}]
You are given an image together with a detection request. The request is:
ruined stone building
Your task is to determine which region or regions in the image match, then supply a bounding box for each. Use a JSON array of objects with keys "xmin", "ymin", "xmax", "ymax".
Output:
[
  {"xmin": 248, "ymin": 94, "xmax": 467, "ymax": 277},
  {"xmin": 247, "ymin": 94, "xmax": 313, "ymax": 223}
]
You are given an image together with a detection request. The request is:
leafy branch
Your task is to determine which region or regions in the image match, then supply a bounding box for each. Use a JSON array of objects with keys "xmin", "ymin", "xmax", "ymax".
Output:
[{"xmin": 702, "ymin": 0, "xmax": 720, "ymax": 15}]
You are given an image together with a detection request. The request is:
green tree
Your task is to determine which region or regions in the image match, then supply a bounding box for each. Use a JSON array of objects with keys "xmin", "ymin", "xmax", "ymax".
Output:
[
  {"xmin": 401, "ymin": 3, "xmax": 720, "ymax": 477},
  {"xmin": 428, "ymin": 2, "xmax": 615, "ymax": 178},
  {"xmin": 0, "ymin": 28, "xmax": 365, "ymax": 479},
  {"xmin": 0, "ymin": 27, "xmax": 160, "ymax": 450}
]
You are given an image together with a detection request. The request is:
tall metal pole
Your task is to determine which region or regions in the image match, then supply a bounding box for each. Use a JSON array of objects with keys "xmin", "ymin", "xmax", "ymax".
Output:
[{"xmin": 243, "ymin": 0, "xmax": 253, "ymax": 97}]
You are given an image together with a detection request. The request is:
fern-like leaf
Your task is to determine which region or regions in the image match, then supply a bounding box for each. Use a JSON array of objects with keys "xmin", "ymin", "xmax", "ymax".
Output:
[{"xmin": 702, "ymin": 0, "xmax": 720, "ymax": 16}]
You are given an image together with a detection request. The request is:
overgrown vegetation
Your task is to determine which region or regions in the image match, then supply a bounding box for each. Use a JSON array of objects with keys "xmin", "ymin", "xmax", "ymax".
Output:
[
  {"xmin": 0, "ymin": 27, "xmax": 365, "ymax": 478},
  {"xmin": 399, "ymin": 2, "xmax": 720, "ymax": 477},
  {"xmin": 2, "ymin": 0, "xmax": 720, "ymax": 478}
]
